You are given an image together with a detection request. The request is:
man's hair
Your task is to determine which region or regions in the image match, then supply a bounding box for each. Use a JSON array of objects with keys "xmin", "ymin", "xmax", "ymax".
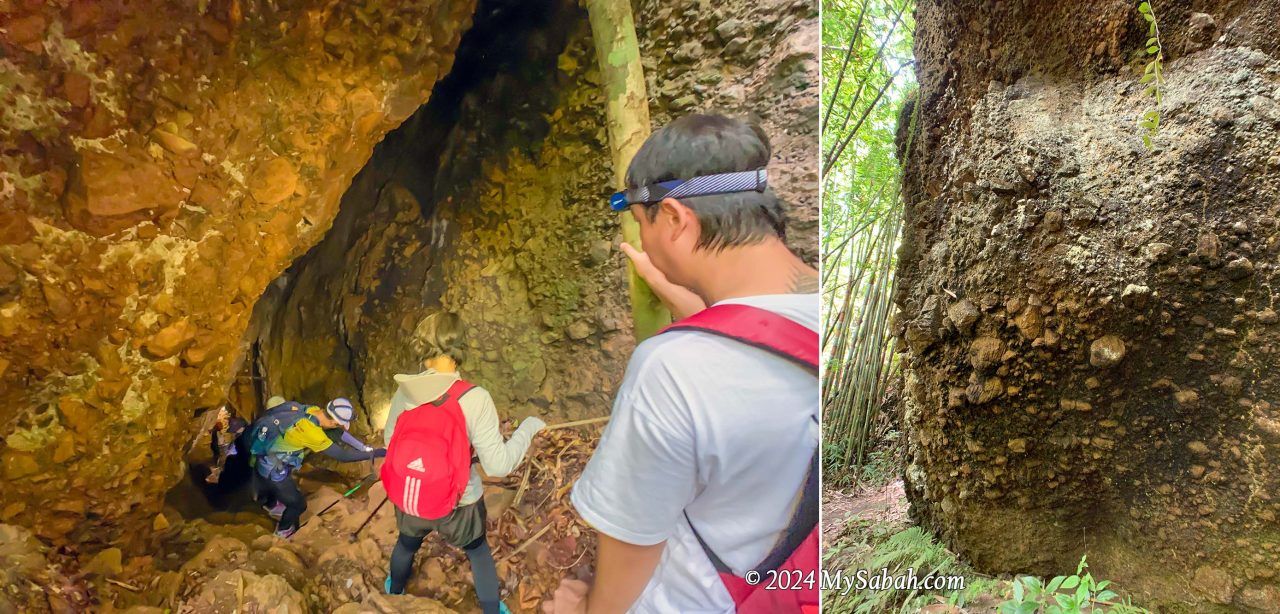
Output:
[
  {"xmin": 410, "ymin": 312, "xmax": 466, "ymax": 366},
  {"xmin": 626, "ymin": 113, "xmax": 785, "ymax": 251}
]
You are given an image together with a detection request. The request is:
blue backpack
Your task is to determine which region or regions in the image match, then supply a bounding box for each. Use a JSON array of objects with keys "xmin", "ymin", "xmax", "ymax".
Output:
[{"xmin": 248, "ymin": 402, "xmax": 310, "ymax": 456}]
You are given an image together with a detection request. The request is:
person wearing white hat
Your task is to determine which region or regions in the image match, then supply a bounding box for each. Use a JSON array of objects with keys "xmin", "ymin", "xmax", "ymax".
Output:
[{"xmin": 247, "ymin": 395, "xmax": 387, "ymax": 538}]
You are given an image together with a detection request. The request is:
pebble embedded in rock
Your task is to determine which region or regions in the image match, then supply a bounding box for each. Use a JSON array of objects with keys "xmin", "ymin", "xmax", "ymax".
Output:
[
  {"xmin": 1187, "ymin": 440, "xmax": 1210, "ymax": 455},
  {"xmin": 948, "ymin": 299, "xmax": 980, "ymax": 334},
  {"xmin": 1089, "ymin": 335, "xmax": 1126, "ymax": 368},
  {"xmin": 567, "ymin": 321, "xmax": 592, "ymax": 340},
  {"xmin": 1121, "ymin": 284, "xmax": 1150, "ymax": 308},
  {"xmin": 1143, "ymin": 242, "xmax": 1173, "ymax": 263},
  {"xmin": 969, "ymin": 336, "xmax": 1005, "ymax": 373},
  {"xmin": 1224, "ymin": 257, "xmax": 1254, "ymax": 280},
  {"xmin": 144, "ymin": 319, "xmax": 199, "ymax": 359},
  {"xmin": 249, "ymin": 158, "xmax": 299, "ymax": 204}
]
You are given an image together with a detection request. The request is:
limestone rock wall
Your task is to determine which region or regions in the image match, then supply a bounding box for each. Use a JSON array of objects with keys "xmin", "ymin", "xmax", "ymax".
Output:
[
  {"xmin": 0, "ymin": 0, "xmax": 476, "ymax": 544},
  {"xmin": 900, "ymin": 1, "xmax": 1280, "ymax": 609}
]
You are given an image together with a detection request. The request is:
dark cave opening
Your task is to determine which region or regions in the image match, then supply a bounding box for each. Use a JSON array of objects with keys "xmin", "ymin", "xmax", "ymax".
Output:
[{"xmin": 170, "ymin": 0, "xmax": 590, "ymax": 518}]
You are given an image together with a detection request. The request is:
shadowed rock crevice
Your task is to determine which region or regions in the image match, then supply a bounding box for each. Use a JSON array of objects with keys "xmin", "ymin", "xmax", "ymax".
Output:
[{"xmin": 253, "ymin": 0, "xmax": 633, "ymax": 447}]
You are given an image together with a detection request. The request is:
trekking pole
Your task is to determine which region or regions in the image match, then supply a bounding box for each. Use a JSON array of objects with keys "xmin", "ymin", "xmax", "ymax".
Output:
[
  {"xmin": 544, "ymin": 416, "xmax": 610, "ymax": 431},
  {"xmin": 316, "ymin": 473, "xmax": 379, "ymax": 517},
  {"xmin": 298, "ymin": 474, "xmax": 378, "ymax": 530},
  {"xmin": 349, "ymin": 496, "xmax": 389, "ymax": 543}
]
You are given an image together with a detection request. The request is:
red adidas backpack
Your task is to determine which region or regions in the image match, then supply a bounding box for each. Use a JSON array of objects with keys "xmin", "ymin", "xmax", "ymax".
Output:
[
  {"xmin": 661, "ymin": 303, "xmax": 820, "ymax": 614},
  {"xmin": 381, "ymin": 379, "xmax": 476, "ymax": 520}
]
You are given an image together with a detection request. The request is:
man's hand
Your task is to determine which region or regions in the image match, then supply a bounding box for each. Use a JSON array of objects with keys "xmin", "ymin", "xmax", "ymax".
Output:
[
  {"xmin": 542, "ymin": 579, "xmax": 589, "ymax": 614},
  {"xmin": 620, "ymin": 243, "xmax": 706, "ymax": 320}
]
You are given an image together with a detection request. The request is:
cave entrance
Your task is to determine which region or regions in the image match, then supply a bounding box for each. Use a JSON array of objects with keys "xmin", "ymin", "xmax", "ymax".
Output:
[{"xmin": 171, "ymin": 0, "xmax": 612, "ymax": 520}]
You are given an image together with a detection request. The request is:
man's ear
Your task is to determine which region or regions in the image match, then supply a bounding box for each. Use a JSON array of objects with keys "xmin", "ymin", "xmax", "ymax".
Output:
[{"xmin": 658, "ymin": 197, "xmax": 697, "ymax": 243}]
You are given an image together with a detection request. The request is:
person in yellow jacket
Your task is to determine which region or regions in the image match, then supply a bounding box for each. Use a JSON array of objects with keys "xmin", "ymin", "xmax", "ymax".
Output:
[{"xmin": 250, "ymin": 396, "xmax": 385, "ymax": 538}]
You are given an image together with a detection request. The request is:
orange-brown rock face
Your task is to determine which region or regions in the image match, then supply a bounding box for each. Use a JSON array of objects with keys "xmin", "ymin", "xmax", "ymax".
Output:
[{"xmin": 0, "ymin": 0, "xmax": 476, "ymax": 545}]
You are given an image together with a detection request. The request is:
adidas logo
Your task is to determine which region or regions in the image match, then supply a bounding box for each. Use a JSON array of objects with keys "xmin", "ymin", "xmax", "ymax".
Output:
[{"xmin": 407, "ymin": 458, "xmax": 425, "ymax": 472}]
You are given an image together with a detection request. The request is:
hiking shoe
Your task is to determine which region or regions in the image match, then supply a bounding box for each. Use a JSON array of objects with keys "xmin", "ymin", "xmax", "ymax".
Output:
[
  {"xmin": 384, "ymin": 575, "xmax": 399, "ymax": 595},
  {"xmin": 273, "ymin": 526, "xmax": 297, "ymax": 539},
  {"xmin": 263, "ymin": 502, "xmax": 286, "ymax": 519},
  {"xmin": 498, "ymin": 603, "xmax": 512, "ymax": 614}
]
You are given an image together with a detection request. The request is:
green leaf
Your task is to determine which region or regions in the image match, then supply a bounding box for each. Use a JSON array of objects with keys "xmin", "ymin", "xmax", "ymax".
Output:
[
  {"xmin": 1143, "ymin": 12, "xmax": 1154, "ymax": 22},
  {"xmin": 1141, "ymin": 73, "xmax": 1156, "ymax": 84},
  {"xmin": 1147, "ymin": 37, "xmax": 1158, "ymax": 46},
  {"xmin": 1138, "ymin": 2, "xmax": 1151, "ymax": 13},
  {"xmin": 1149, "ymin": 22, "xmax": 1156, "ymax": 35},
  {"xmin": 1143, "ymin": 134, "xmax": 1153, "ymax": 150},
  {"xmin": 1047, "ymin": 576, "xmax": 1066, "ymax": 594},
  {"xmin": 1098, "ymin": 590, "xmax": 1119, "ymax": 602},
  {"xmin": 1096, "ymin": 580, "xmax": 1111, "ymax": 591},
  {"xmin": 1018, "ymin": 603, "xmax": 1039, "ymax": 614},
  {"xmin": 1147, "ymin": 45, "xmax": 1159, "ymax": 54},
  {"xmin": 1061, "ymin": 576, "xmax": 1080, "ymax": 590},
  {"xmin": 1144, "ymin": 110, "xmax": 1159, "ymax": 120},
  {"xmin": 1014, "ymin": 578, "xmax": 1025, "ymax": 602}
]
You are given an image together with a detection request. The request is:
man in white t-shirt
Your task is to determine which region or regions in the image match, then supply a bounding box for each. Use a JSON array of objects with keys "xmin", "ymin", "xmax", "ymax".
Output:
[{"xmin": 542, "ymin": 114, "xmax": 819, "ymax": 614}]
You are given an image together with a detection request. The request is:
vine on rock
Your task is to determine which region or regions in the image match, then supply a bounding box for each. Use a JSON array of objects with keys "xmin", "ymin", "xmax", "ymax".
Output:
[{"xmin": 1138, "ymin": 1, "xmax": 1165, "ymax": 150}]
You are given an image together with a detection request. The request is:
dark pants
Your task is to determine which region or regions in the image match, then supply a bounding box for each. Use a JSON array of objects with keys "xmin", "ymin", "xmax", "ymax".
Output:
[
  {"xmin": 259, "ymin": 473, "xmax": 306, "ymax": 532},
  {"xmin": 389, "ymin": 500, "xmax": 500, "ymax": 613},
  {"xmin": 251, "ymin": 471, "xmax": 275, "ymax": 508}
]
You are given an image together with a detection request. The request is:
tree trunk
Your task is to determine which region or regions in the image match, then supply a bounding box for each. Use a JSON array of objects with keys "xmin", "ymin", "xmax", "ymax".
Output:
[{"xmin": 585, "ymin": 0, "xmax": 672, "ymax": 341}]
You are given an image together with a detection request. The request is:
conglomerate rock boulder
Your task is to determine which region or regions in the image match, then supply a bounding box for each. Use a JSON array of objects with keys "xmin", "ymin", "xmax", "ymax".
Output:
[
  {"xmin": 0, "ymin": 0, "xmax": 476, "ymax": 544},
  {"xmin": 899, "ymin": 0, "xmax": 1280, "ymax": 610}
]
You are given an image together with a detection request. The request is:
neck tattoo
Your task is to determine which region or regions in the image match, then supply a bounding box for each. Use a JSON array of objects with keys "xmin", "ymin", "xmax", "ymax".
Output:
[{"xmin": 788, "ymin": 265, "xmax": 819, "ymax": 294}]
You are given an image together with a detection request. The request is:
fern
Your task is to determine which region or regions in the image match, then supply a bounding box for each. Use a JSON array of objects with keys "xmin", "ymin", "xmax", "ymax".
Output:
[
  {"xmin": 998, "ymin": 555, "xmax": 1150, "ymax": 614},
  {"xmin": 1137, "ymin": 1, "xmax": 1165, "ymax": 150}
]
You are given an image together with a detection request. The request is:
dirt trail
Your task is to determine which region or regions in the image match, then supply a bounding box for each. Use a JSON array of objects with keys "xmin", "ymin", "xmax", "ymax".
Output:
[{"xmin": 821, "ymin": 479, "xmax": 908, "ymax": 545}]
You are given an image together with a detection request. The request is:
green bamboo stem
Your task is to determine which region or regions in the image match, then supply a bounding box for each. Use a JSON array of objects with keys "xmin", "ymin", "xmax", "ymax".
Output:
[{"xmin": 585, "ymin": 0, "xmax": 672, "ymax": 341}]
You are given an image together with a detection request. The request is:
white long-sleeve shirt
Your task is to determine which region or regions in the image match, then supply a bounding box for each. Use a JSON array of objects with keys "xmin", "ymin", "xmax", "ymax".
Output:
[{"xmin": 384, "ymin": 369, "xmax": 539, "ymax": 506}]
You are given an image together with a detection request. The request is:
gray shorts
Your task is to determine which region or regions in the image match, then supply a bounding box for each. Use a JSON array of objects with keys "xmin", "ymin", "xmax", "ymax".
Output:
[{"xmin": 395, "ymin": 498, "xmax": 487, "ymax": 549}]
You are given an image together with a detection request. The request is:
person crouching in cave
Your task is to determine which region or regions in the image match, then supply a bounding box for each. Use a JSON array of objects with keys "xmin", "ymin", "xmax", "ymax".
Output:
[
  {"xmin": 248, "ymin": 395, "xmax": 387, "ymax": 538},
  {"xmin": 379, "ymin": 311, "xmax": 547, "ymax": 614},
  {"xmin": 543, "ymin": 114, "xmax": 819, "ymax": 614},
  {"xmin": 206, "ymin": 404, "xmax": 248, "ymax": 484}
]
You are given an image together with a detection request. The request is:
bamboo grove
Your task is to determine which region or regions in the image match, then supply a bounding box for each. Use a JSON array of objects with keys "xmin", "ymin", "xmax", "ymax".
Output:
[{"xmin": 820, "ymin": 0, "xmax": 915, "ymax": 481}]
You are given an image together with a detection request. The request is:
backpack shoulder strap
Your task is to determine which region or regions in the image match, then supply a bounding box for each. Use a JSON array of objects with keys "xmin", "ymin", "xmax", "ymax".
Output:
[
  {"xmin": 428, "ymin": 379, "xmax": 477, "ymax": 408},
  {"xmin": 685, "ymin": 418, "xmax": 820, "ymax": 575},
  {"xmin": 660, "ymin": 304, "xmax": 818, "ymax": 372}
]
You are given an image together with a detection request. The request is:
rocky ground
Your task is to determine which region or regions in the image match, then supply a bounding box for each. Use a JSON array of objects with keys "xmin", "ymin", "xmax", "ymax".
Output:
[{"xmin": 0, "ymin": 424, "xmax": 599, "ymax": 613}]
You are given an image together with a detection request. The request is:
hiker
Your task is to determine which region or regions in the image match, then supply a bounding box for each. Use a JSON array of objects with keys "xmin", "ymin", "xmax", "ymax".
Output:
[
  {"xmin": 248, "ymin": 395, "xmax": 386, "ymax": 538},
  {"xmin": 380, "ymin": 311, "xmax": 546, "ymax": 614},
  {"xmin": 544, "ymin": 114, "xmax": 820, "ymax": 614},
  {"xmin": 206, "ymin": 404, "xmax": 248, "ymax": 484}
]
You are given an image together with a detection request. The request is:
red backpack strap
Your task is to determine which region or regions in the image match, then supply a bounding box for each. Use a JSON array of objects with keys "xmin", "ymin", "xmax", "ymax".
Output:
[
  {"xmin": 429, "ymin": 379, "xmax": 476, "ymax": 407},
  {"xmin": 659, "ymin": 303, "xmax": 818, "ymax": 372}
]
